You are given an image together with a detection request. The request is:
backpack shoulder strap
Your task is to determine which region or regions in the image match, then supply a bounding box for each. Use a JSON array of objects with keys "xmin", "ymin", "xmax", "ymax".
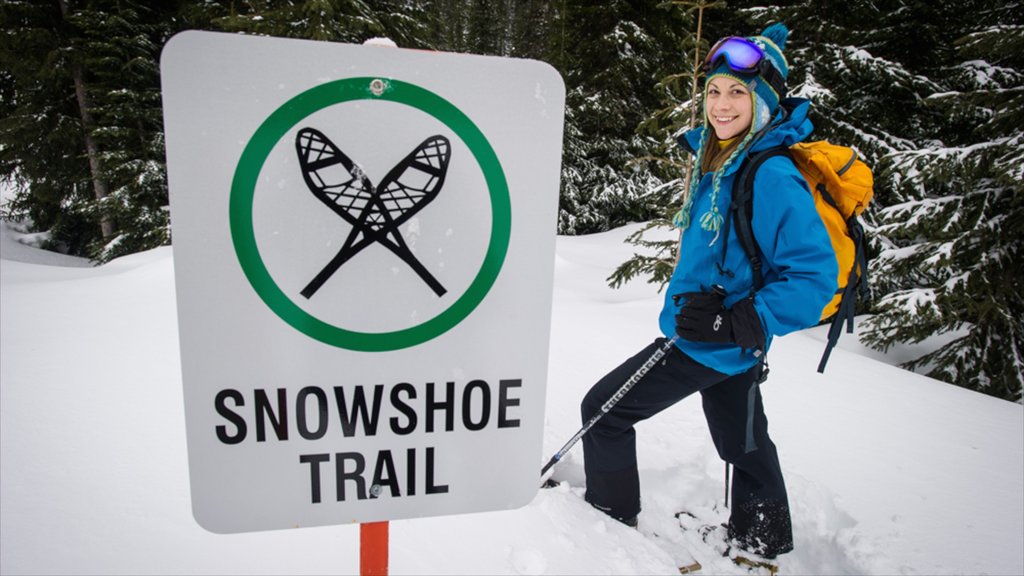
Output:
[{"xmin": 731, "ymin": 145, "xmax": 792, "ymax": 292}]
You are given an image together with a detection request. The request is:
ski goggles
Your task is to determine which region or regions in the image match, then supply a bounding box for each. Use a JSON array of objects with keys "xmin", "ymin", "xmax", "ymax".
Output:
[{"xmin": 701, "ymin": 36, "xmax": 787, "ymax": 98}]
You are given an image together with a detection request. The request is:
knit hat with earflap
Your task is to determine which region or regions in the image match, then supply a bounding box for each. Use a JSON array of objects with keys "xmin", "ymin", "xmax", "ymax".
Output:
[{"xmin": 704, "ymin": 22, "xmax": 790, "ymax": 133}]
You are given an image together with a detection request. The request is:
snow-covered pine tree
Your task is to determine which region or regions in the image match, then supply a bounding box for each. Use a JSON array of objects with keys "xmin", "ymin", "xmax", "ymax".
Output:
[
  {"xmin": 420, "ymin": 0, "xmax": 470, "ymax": 52},
  {"xmin": 187, "ymin": 0, "xmax": 384, "ymax": 42},
  {"xmin": 557, "ymin": 0, "xmax": 688, "ymax": 236},
  {"xmin": 72, "ymin": 2, "xmax": 174, "ymax": 261},
  {"xmin": 0, "ymin": 1, "xmax": 95, "ymax": 253},
  {"xmin": 858, "ymin": 4, "xmax": 1024, "ymax": 402},
  {"xmin": 783, "ymin": 7, "xmax": 939, "ymax": 165},
  {"xmin": 0, "ymin": 0, "xmax": 172, "ymax": 261},
  {"xmin": 745, "ymin": 1, "xmax": 1024, "ymax": 401},
  {"xmin": 466, "ymin": 0, "xmax": 507, "ymax": 55},
  {"xmin": 731, "ymin": 1, "xmax": 1024, "ymax": 401},
  {"xmin": 507, "ymin": 0, "xmax": 559, "ymax": 61}
]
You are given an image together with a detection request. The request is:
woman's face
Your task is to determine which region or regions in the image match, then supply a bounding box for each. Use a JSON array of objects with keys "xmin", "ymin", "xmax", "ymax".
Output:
[{"xmin": 705, "ymin": 76, "xmax": 753, "ymax": 140}]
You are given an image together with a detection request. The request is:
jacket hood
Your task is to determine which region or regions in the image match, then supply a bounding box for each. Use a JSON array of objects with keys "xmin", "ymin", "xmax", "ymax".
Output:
[{"xmin": 678, "ymin": 98, "xmax": 813, "ymax": 166}]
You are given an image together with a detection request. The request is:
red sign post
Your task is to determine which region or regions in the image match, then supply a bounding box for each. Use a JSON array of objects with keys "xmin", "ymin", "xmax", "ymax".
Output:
[{"xmin": 360, "ymin": 522, "xmax": 389, "ymax": 576}]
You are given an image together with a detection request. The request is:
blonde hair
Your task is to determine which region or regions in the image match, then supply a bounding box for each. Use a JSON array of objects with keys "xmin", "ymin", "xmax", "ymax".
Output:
[{"xmin": 701, "ymin": 125, "xmax": 752, "ymax": 174}]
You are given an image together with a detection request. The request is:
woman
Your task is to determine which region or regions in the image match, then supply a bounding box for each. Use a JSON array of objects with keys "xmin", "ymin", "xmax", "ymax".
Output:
[{"xmin": 580, "ymin": 23, "xmax": 837, "ymax": 559}]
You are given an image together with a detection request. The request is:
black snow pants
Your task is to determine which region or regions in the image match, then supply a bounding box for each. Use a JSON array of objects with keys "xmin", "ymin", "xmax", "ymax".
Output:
[{"xmin": 581, "ymin": 337, "xmax": 794, "ymax": 558}]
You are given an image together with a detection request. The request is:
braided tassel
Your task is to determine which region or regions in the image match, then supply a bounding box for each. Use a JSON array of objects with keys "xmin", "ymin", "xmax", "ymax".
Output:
[
  {"xmin": 672, "ymin": 207, "xmax": 690, "ymax": 229},
  {"xmin": 673, "ymin": 129, "xmax": 707, "ymax": 231},
  {"xmin": 699, "ymin": 203, "xmax": 725, "ymax": 246},
  {"xmin": 700, "ymin": 210, "xmax": 724, "ymax": 231}
]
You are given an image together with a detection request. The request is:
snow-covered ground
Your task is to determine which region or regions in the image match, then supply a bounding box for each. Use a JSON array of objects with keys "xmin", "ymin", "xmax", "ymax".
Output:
[{"xmin": 1, "ymin": 216, "xmax": 1021, "ymax": 575}]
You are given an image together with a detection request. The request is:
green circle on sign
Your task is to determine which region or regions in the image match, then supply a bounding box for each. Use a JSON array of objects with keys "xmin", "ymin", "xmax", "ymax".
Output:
[{"xmin": 230, "ymin": 78, "xmax": 511, "ymax": 352}]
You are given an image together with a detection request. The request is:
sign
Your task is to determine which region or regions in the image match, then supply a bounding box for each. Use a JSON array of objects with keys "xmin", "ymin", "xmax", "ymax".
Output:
[{"xmin": 162, "ymin": 31, "xmax": 564, "ymax": 533}]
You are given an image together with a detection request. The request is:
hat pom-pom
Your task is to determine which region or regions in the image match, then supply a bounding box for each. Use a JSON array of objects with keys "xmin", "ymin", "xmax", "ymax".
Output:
[{"xmin": 760, "ymin": 22, "xmax": 789, "ymax": 51}]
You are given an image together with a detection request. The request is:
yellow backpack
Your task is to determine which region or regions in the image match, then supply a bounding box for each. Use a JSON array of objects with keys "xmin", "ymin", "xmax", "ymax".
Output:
[{"xmin": 732, "ymin": 140, "xmax": 874, "ymax": 373}]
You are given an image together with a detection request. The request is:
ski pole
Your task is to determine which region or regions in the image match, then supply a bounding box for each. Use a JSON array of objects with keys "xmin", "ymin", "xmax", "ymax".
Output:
[{"xmin": 539, "ymin": 336, "xmax": 679, "ymax": 483}]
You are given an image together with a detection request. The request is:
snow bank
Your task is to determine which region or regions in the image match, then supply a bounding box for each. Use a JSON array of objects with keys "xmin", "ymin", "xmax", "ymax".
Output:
[{"xmin": 1, "ymin": 222, "xmax": 1021, "ymax": 575}]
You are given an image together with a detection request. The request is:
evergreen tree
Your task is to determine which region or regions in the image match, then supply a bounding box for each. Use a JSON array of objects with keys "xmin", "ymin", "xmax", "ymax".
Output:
[
  {"xmin": 422, "ymin": 0, "xmax": 470, "ymax": 52},
  {"xmin": 426, "ymin": 0, "xmax": 550, "ymax": 58},
  {"xmin": 558, "ymin": 0, "xmax": 689, "ymax": 235},
  {"xmin": 0, "ymin": 0, "xmax": 172, "ymax": 261},
  {"xmin": 73, "ymin": 2, "xmax": 175, "ymax": 260},
  {"xmin": 467, "ymin": 0, "xmax": 506, "ymax": 55},
  {"xmin": 508, "ymin": 0, "xmax": 559, "ymax": 61},
  {"xmin": 1, "ymin": 1, "xmax": 91, "ymax": 253},
  {"xmin": 778, "ymin": 0, "xmax": 1023, "ymax": 401},
  {"xmin": 3, "ymin": 0, "xmax": 439, "ymax": 262},
  {"xmin": 857, "ymin": 3, "xmax": 1024, "ymax": 402},
  {"xmin": 183, "ymin": 0, "xmax": 383, "ymax": 42}
]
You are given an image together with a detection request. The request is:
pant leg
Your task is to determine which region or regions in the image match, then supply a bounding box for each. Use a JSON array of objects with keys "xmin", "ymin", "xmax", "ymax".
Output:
[
  {"xmin": 582, "ymin": 338, "xmax": 728, "ymax": 521},
  {"xmin": 700, "ymin": 366, "xmax": 793, "ymax": 558}
]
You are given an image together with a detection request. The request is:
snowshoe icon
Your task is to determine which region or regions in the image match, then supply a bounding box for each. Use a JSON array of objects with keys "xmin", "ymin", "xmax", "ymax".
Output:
[{"xmin": 295, "ymin": 127, "xmax": 451, "ymax": 298}]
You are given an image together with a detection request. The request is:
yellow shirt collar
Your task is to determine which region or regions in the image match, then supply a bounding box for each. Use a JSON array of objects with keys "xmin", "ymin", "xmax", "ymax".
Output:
[{"xmin": 718, "ymin": 136, "xmax": 739, "ymax": 150}]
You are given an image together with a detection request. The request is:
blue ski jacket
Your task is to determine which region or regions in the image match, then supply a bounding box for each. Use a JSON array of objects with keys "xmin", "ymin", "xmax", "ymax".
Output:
[{"xmin": 659, "ymin": 98, "xmax": 838, "ymax": 375}]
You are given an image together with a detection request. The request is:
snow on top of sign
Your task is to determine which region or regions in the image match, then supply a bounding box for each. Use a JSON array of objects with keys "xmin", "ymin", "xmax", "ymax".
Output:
[{"xmin": 363, "ymin": 37, "xmax": 397, "ymax": 48}]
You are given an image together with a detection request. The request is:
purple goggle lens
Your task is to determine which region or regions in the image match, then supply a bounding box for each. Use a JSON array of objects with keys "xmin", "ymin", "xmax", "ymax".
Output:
[{"xmin": 704, "ymin": 37, "xmax": 765, "ymax": 74}]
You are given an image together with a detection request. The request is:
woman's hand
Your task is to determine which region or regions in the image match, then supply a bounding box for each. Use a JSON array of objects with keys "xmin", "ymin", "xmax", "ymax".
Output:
[{"xmin": 675, "ymin": 290, "xmax": 765, "ymax": 352}]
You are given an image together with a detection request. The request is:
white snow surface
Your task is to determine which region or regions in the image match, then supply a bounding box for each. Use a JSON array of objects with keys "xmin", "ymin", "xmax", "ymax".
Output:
[{"xmin": 1, "ymin": 221, "xmax": 1022, "ymax": 575}]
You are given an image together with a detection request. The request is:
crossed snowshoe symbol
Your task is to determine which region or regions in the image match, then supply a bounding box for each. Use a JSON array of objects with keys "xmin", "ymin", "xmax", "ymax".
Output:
[{"xmin": 295, "ymin": 127, "xmax": 451, "ymax": 299}]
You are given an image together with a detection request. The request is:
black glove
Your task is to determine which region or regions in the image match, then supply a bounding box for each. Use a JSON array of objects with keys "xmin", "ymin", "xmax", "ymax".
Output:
[
  {"xmin": 730, "ymin": 297, "xmax": 767, "ymax": 352},
  {"xmin": 675, "ymin": 290, "xmax": 766, "ymax": 352},
  {"xmin": 675, "ymin": 290, "xmax": 732, "ymax": 344}
]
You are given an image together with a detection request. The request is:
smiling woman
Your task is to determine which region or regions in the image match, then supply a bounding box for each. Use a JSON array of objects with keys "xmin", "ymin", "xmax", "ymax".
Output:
[{"xmin": 578, "ymin": 23, "xmax": 840, "ymax": 563}]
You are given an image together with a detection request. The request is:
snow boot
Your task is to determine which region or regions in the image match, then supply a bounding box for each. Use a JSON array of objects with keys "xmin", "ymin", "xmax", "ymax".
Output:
[{"xmin": 679, "ymin": 515, "xmax": 780, "ymax": 574}]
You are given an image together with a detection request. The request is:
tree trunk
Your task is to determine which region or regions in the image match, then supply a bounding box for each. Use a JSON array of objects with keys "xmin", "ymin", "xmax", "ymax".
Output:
[
  {"xmin": 62, "ymin": 0, "xmax": 115, "ymax": 239},
  {"xmin": 73, "ymin": 66, "xmax": 115, "ymax": 239},
  {"xmin": 675, "ymin": 2, "xmax": 707, "ymax": 267}
]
